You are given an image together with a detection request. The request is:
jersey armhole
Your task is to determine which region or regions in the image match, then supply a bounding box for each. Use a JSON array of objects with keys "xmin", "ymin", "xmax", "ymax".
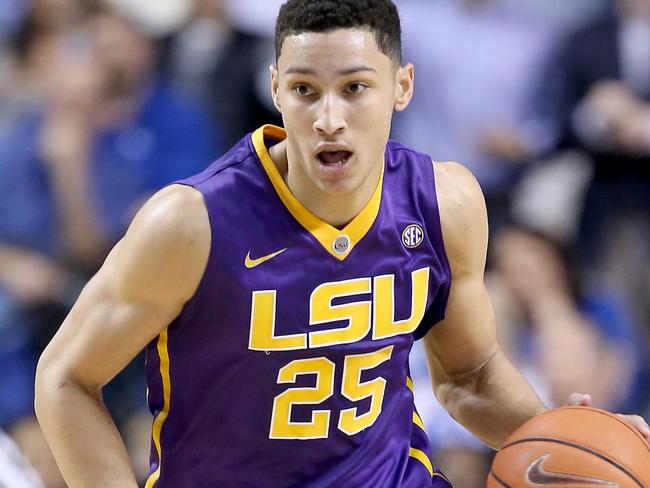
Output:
[
  {"xmin": 165, "ymin": 181, "xmax": 216, "ymax": 318},
  {"xmin": 413, "ymin": 159, "xmax": 452, "ymax": 341}
]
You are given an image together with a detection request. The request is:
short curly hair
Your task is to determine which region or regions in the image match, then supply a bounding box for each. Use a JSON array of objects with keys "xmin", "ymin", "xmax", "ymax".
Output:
[{"xmin": 275, "ymin": 0, "xmax": 402, "ymax": 64}]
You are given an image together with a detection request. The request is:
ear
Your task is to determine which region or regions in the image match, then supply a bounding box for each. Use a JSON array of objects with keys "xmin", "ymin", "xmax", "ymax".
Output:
[
  {"xmin": 270, "ymin": 64, "xmax": 282, "ymax": 113},
  {"xmin": 394, "ymin": 63, "xmax": 414, "ymax": 112}
]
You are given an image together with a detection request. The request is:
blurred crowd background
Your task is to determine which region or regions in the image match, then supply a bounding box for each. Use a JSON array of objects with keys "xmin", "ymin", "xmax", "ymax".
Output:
[{"xmin": 0, "ymin": 0, "xmax": 649, "ymax": 486}]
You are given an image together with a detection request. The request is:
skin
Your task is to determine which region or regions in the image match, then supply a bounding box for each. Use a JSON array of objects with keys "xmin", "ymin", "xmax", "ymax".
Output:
[
  {"xmin": 34, "ymin": 27, "xmax": 650, "ymax": 486},
  {"xmin": 424, "ymin": 162, "xmax": 548, "ymax": 448},
  {"xmin": 269, "ymin": 29, "xmax": 413, "ymax": 227},
  {"xmin": 35, "ymin": 186, "xmax": 210, "ymax": 486}
]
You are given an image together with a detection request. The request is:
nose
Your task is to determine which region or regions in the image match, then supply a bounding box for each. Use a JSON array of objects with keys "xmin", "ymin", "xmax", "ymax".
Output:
[{"xmin": 313, "ymin": 93, "xmax": 347, "ymax": 137}]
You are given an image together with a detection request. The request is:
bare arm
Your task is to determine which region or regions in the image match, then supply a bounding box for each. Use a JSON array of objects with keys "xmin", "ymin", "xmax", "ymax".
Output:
[
  {"xmin": 422, "ymin": 162, "xmax": 546, "ymax": 449},
  {"xmin": 34, "ymin": 185, "xmax": 210, "ymax": 487}
]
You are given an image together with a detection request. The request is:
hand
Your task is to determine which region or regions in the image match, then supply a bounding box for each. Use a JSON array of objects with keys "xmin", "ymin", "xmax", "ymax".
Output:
[
  {"xmin": 566, "ymin": 393, "xmax": 650, "ymax": 440},
  {"xmin": 609, "ymin": 107, "xmax": 650, "ymax": 155},
  {"xmin": 583, "ymin": 81, "xmax": 639, "ymax": 125},
  {"xmin": 479, "ymin": 126, "xmax": 530, "ymax": 162},
  {"xmin": 0, "ymin": 250, "xmax": 70, "ymax": 305},
  {"xmin": 40, "ymin": 110, "xmax": 94, "ymax": 173},
  {"xmin": 581, "ymin": 81, "xmax": 650, "ymax": 154}
]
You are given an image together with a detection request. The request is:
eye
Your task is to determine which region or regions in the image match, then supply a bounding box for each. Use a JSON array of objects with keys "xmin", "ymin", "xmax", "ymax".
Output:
[
  {"xmin": 293, "ymin": 84, "xmax": 315, "ymax": 97},
  {"xmin": 344, "ymin": 83, "xmax": 367, "ymax": 95}
]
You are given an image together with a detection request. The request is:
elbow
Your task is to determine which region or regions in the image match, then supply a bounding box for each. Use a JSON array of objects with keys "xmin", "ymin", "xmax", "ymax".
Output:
[
  {"xmin": 432, "ymin": 381, "xmax": 454, "ymax": 411},
  {"xmin": 432, "ymin": 377, "xmax": 467, "ymax": 421},
  {"xmin": 34, "ymin": 346, "xmax": 101, "ymax": 420},
  {"xmin": 34, "ymin": 346, "xmax": 74, "ymax": 421},
  {"xmin": 34, "ymin": 347, "xmax": 57, "ymax": 420},
  {"xmin": 431, "ymin": 348, "xmax": 501, "ymax": 417}
]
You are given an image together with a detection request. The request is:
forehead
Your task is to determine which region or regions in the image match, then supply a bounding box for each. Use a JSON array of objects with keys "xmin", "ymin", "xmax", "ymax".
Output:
[{"xmin": 277, "ymin": 28, "xmax": 390, "ymax": 73}]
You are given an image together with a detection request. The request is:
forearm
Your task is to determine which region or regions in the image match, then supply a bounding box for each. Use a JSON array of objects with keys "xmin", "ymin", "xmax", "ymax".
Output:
[
  {"xmin": 436, "ymin": 349, "xmax": 547, "ymax": 450},
  {"xmin": 35, "ymin": 368, "xmax": 138, "ymax": 488}
]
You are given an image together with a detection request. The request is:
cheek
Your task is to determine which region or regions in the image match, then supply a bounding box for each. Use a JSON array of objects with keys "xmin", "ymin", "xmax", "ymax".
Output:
[
  {"xmin": 354, "ymin": 99, "xmax": 394, "ymax": 143},
  {"xmin": 356, "ymin": 92, "xmax": 395, "ymax": 123},
  {"xmin": 279, "ymin": 97, "xmax": 316, "ymax": 124}
]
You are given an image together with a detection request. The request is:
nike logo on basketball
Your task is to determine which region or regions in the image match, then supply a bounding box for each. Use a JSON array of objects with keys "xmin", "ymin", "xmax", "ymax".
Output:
[
  {"xmin": 245, "ymin": 249, "xmax": 287, "ymax": 269},
  {"xmin": 526, "ymin": 454, "xmax": 618, "ymax": 486}
]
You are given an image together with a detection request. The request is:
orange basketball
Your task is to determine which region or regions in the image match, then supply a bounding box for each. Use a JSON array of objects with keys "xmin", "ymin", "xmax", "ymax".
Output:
[{"xmin": 487, "ymin": 406, "xmax": 650, "ymax": 487}]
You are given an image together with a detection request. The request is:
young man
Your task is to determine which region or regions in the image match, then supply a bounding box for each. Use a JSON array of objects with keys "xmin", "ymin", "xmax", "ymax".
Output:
[{"xmin": 34, "ymin": 1, "xmax": 650, "ymax": 487}]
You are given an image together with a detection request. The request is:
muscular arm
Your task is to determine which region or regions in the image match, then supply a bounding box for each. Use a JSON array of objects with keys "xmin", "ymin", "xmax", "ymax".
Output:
[
  {"xmin": 422, "ymin": 162, "xmax": 546, "ymax": 449},
  {"xmin": 34, "ymin": 185, "xmax": 210, "ymax": 487}
]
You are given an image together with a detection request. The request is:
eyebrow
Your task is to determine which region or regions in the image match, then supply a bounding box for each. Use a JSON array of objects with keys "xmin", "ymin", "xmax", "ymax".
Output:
[{"xmin": 284, "ymin": 65, "xmax": 377, "ymax": 76}]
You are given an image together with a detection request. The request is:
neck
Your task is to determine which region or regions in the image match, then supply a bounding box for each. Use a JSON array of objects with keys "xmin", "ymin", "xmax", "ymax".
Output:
[{"xmin": 268, "ymin": 140, "xmax": 382, "ymax": 229}]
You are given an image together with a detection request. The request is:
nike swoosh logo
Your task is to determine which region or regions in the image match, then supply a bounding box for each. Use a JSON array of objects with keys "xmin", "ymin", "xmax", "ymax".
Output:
[
  {"xmin": 244, "ymin": 249, "xmax": 287, "ymax": 269},
  {"xmin": 526, "ymin": 454, "xmax": 618, "ymax": 486}
]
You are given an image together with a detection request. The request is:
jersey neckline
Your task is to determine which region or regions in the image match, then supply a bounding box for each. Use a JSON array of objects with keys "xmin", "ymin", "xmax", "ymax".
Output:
[{"xmin": 251, "ymin": 124, "xmax": 384, "ymax": 261}]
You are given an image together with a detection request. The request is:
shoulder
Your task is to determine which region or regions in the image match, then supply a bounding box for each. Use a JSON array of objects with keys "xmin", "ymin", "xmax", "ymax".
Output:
[
  {"xmin": 433, "ymin": 161, "xmax": 488, "ymax": 274},
  {"xmin": 130, "ymin": 184, "xmax": 209, "ymax": 241},
  {"xmin": 110, "ymin": 184, "xmax": 211, "ymax": 302},
  {"xmin": 434, "ymin": 161, "xmax": 486, "ymax": 229}
]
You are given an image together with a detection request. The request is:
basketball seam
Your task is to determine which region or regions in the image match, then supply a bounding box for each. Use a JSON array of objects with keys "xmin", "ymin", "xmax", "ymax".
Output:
[
  {"xmin": 490, "ymin": 470, "xmax": 513, "ymax": 488},
  {"xmin": 501, "ymin": 437, "xmax": 644, "ymax": 488},
  {"xmin": 562, "ymin": 407, "xmax": 650, "ymax": 455}
]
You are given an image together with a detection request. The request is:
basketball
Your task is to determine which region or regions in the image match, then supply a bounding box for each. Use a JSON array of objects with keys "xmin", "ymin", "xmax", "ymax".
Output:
[{"xmin": 487, "ymin": 406, "xmax": 650, "ymax": 487}]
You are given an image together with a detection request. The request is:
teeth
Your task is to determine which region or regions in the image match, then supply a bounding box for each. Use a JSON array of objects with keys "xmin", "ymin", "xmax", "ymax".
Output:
[
  {"xmin": 318, "ymin": 150, "xmax": 352, "ymax": 166},
  {"xmin": 318, "ymin": 153, "xmax": 350, "ymax": 166},
  {"xmin": 323, "ymin": 157, "xmax": 347, "ymax": 166}
]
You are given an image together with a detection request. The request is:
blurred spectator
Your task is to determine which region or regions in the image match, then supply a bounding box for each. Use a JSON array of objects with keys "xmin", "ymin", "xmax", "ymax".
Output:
[
  {"xmin": 0, "ymin": 0, "xmax": 90, "ymax": 439},
  {"xmin": 10, "ymin": 419, "xmax": 63, "ymax": 488},
  {"xmin": 410, "ymin": 225, "xmax": 641, "ymax": 487},
  {"xmin": 0, "ymin": 427, "xmax": 45, "ymax": 488},
  {"xmin": 490, "ymin": 226, "xmax": 641, "ymax": 411},
  {"xmin": 554, "ymin": 0, "xmax": 650, "ymax": 360},
  {"xmin": 394, "ymin": 0, "xmax": 561, "ymax": 228},
  {"xmin": 498, "ymin": 0, "xmax": 610, "ymax": 30},
  {"xmin": 0, "ymin": 0, "xmax": 29, "ymax": 88},
  {"xmin": 0, "ymin": 0, "xmax": 647, "ymax": 484},
  {"xmin": 1, "ymin": 0, "xmax": 87, "ymax": 123},
  {"xmin": 0, "ymin": 0, "xmax": 30, "ymax": 40},
  {"xmin": 221, "ymin": 0, "xmax": 284, "ymax": 37},
  {"xmin": 165, "ymin": 0, "xmax": 282, "ymax": 147},
  {"xmin": 0, "ymin": 1, "xmax": 218, "ymax": 483},
  {"xmin": 165, "ymin": 0, "xmax": 231, "ymax": 107}
]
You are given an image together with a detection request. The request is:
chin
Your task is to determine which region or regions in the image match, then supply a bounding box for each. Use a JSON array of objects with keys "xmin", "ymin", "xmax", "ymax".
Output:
[{"xmin": 315, "ymin": 178, "xmax": 359, "ymax": 197}]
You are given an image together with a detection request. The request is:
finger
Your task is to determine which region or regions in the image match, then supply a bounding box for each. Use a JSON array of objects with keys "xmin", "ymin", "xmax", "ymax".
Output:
[
  {"xmin": 617, "ymin": 414, "xmax": 650, "ymax": 440},
  {"xmin": 566, "ymin": 393, "xmax": 592, "ymax": 406}
]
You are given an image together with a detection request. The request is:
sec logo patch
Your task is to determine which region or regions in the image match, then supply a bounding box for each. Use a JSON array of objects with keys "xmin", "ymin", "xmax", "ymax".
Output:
[{"xmin": 402, "ymin": 224, "xmax": 424, "ymax": 249}]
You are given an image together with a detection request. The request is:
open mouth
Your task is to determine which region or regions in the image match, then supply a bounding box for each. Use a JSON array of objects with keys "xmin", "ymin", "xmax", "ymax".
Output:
[{"xmin": 317, "ymin": 150, "xmax": 353, "ymax": 166}]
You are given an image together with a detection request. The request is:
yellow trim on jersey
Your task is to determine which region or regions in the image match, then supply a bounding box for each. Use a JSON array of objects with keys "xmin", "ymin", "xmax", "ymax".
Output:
[
  {"xmin": 409, "ymin": 447, "xmax": 434, "ymax": 477},
  {"xmin": 252, "ymin": 125, "xmax": 384, "ymax": 261},
  {"xmin": 406, "ymin": 376, "xmax": 414, "ymax": 392},
  {"xmin": 145, "ymin": 329, "xmax": 171, "ymax": 488},
  {"xmin": 412, "ymin": 411, "xmax": 425, "ymax": 431}
]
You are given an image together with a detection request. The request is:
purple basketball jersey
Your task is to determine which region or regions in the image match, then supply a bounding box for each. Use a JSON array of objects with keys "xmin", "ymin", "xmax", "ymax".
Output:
[{"xmin": 144, "ymin": 125, "xmax": 454, "ymax": 487}]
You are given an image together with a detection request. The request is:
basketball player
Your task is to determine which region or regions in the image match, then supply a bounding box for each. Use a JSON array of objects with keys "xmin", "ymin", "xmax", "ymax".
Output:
[{"xmin": 34, "ymin": 1, "xmax": 650, "ymax": 486}]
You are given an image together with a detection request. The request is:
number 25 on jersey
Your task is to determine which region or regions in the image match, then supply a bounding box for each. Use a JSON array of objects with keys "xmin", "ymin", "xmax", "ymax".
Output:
[{"xmin": 248, "ymin": 267, "xmax": 430, "ymax": 440}]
